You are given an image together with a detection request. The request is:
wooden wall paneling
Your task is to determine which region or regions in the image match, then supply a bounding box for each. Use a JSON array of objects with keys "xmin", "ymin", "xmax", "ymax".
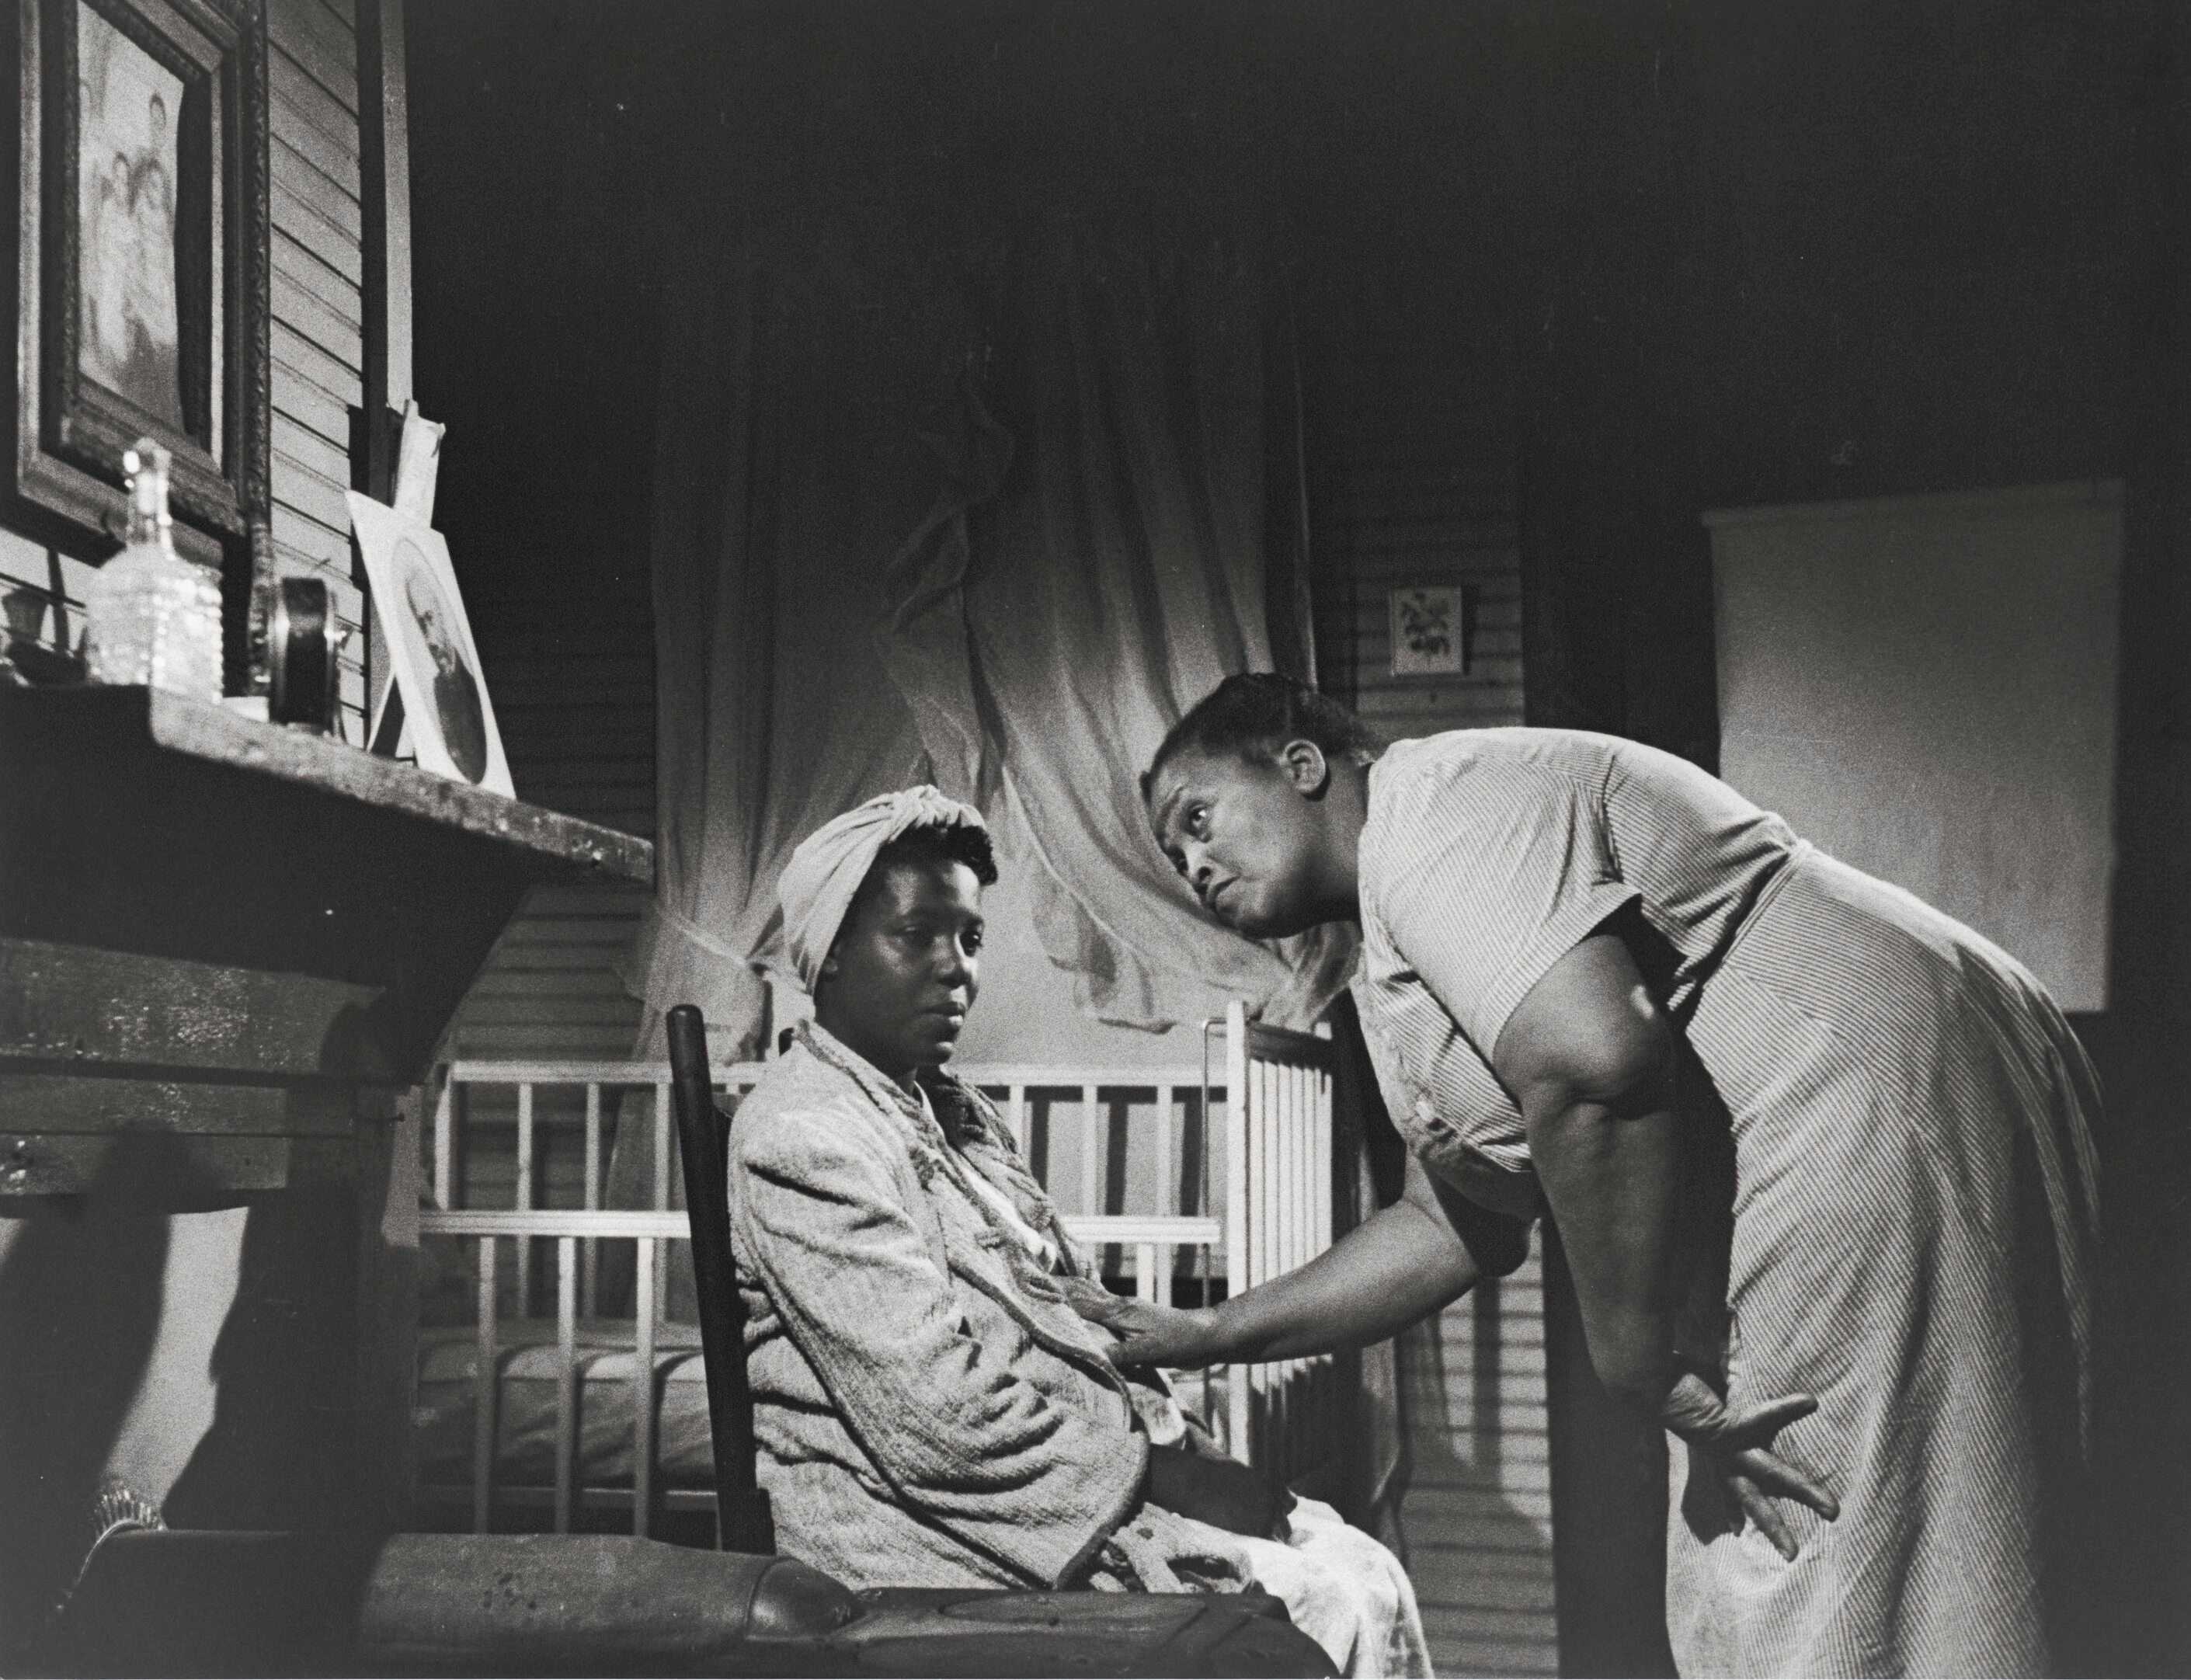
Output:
[
  {"xmin": 447, "ymin": 614, "xmax": 656, "ymax": 1063},
  {"xmin": 273, "ymin": 162, "xmax": 365, "ymax": 253},
  {"xmin": 268, "ymin": 440, "xmax": 351, "ymax": 533},
  {"xmin": 269, "ymin": 328, "xmax": 356, "ymax": 439},
  {"xmin": 346, "ymin": 0, "xmax": 422, "ymax": 1532},
  {"xmin": 365, "ymin": 0, "xmax": 411, "ymax": 411},
  {"xmin": 453, "ymin": 884, "xmax": 652, "ymax": 1063},
  {"xmin": 405, "ymin": 1, "xmax": 659, "ymax": 1080},
  {"xmin": 272, "ymin": 270, "xmax": 364, "ymax": 371},
  {"xmin": 269, "ymin": 265, "xmax": 363, "ymax": 366},
  {"xmin": 1401, "ymin": 1244, "xmax": 1559, "ymax": 1677},
  {"xmin": 265, "ymin": 0, "xmax": 367, "ymax": 742},
  {"xmin": 272, "ymin": 0, "xmax": 360, "ymax": 113},
  {"xmin": 273, "ymin": 232, "xmax": 363, "ymax": 333},
  {"xmin": 270, "ymin": 55, "xmax": 362, "ymax": 182},
  {"xmin": 1302, "ymin": 311, "xmax": 1549, "ymax": 1678}
]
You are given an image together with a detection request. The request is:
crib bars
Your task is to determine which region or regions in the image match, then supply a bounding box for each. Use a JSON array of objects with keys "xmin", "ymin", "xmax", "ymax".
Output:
[{"xmin": 417, "ymin": 1004, "xmax": 1336, "ymax": 1537}]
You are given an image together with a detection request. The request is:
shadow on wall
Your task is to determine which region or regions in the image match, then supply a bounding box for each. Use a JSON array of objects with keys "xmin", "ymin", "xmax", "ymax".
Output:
[
  {"xmin": 0, "ymin": 1131, "xmax": 410, "ymax": 1669},
  {"xmin": 0, "ymin": 1136, "xmax": 179, "ymax": 1661},
  {"xmin": 162, "ymin": 1186, "xmax": 367, "ymax": 1532},
  {"xmin": 165, "ymin": 1060, "xmax": 415, "ymax": 1539}
]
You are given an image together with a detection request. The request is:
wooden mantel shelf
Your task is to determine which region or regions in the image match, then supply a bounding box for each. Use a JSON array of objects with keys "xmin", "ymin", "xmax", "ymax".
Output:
[
  {"xmin": 0, "ymin": 684, "xmax": 654, "ymax": 1198},
  {"xmin": 0, "ymin": 684, "xmax": 653, "ymax": 882}
]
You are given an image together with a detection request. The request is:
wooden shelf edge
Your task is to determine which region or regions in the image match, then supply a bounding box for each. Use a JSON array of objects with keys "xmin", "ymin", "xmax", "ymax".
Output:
[{"xmin": 4, "ymin": 683, "xmax": 653, "ymax": 886}]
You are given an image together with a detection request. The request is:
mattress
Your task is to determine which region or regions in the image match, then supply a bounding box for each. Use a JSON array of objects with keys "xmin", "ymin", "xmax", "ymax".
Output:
[
  {"xmin": 415, "ymin": 1317, "xmax": 1239, "ymax": 1495},
  {"xmin": 415, "ymin": 1317, "xmax": 717, "ymax": 1492}
]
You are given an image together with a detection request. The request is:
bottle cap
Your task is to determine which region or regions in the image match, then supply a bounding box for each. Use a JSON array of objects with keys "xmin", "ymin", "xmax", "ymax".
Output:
[{"xmin": 122, "ymin": 439, "xmax": 174, "ymax": 535}]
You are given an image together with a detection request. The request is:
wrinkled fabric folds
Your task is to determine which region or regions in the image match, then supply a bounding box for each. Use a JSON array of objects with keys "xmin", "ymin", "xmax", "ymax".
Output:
[
  {"xmin": 627, "ymin": 197, "xmax": 1353, "ymax": 1056},
  {"xmin": 776, "ymin": 785, "xmax": 986, "ymax": 992}
]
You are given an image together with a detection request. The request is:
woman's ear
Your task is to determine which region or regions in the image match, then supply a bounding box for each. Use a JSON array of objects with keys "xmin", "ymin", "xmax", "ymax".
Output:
[{"xmin": 1278, "ymin": 738, "xmax": 1332, "ymax": 798}]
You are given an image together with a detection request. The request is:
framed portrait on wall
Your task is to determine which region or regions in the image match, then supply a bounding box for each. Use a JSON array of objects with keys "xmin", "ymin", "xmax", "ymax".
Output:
[
  {"xmin": 4, "ymin": 0, "xmax": 270, "ymax": 571},
  {"xmin": 347, "ymin": 492, "xmax": 515, "ymax": 799}
]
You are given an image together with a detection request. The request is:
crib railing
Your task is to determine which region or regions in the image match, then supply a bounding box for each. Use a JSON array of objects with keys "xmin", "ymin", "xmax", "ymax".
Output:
[
  {"xmin": 1219, "ymin": 1004, "xmax": 1338, "ymax": 1498},
  {"xmin": 416, "ymin": 1206, "xmax": 690, "ymax": 1535},
  {"xmin": 416, "ymin": 1004, "xmax": 1337, "ymax": 1536}
]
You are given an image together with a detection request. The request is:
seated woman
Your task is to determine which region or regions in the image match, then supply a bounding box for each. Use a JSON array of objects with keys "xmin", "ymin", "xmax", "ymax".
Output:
[{"xmin": 726, "ymin": 787, "xmax": 1429, "ymax": 1678}]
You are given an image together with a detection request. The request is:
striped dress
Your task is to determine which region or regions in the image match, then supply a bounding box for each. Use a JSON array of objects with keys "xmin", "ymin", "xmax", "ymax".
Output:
[{"xmin": 1348, "ymin": 729, "xmax": 2099, "ymax": 1678}]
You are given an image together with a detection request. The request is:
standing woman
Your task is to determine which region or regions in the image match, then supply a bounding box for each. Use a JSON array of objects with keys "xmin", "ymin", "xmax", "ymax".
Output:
[{"xmin": 1073, "ymin": 673, "xmax": 2099, "ymax": 1677}]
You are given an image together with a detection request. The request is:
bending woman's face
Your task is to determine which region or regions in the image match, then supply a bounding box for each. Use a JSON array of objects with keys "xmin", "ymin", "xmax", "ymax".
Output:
[
  {"xmin": 816, "ymin": 855, "xmax": 984, "ymax": 1082},
  {"xmin": 1146, "ymin": 746, "xmax": 1329, "ymax": 939}
]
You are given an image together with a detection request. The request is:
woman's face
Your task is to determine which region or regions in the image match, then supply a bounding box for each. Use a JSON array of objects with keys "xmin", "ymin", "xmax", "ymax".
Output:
[
  {"xmin": 816, "ymin": 854, "xmax": 984, "ymax": 1082},
  {"xmin": 1146, "ymin": 745, "xmax": 1329, "ymax": 939}
]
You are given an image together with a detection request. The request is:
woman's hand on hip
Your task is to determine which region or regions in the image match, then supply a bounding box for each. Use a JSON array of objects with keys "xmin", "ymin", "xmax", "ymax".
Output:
[
  {"xmin": 1661, "ymin": 1370, "xmax": 1839, "ymax": 1560},
  {"xmin": 1057, "ymin": 1277, "xmax": 1223, "ymax": 1369}
]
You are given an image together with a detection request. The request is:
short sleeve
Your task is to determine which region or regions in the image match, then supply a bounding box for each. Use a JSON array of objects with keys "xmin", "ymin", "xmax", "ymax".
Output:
[{"xmin": 1369, "ymin": 754, "xmax": 1640, "ymax": 1059}]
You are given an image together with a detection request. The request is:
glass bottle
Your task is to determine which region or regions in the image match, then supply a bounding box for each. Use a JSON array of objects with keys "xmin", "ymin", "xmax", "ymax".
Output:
[{"xmin": 82, "ymin": 440, "xmax": 224, "ymax": 700}]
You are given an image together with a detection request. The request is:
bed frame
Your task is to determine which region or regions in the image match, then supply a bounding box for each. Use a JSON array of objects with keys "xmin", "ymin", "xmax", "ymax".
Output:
[{"xmin": 415, "ymin": 1002, "xmax": 1345, "ymax": 1536}]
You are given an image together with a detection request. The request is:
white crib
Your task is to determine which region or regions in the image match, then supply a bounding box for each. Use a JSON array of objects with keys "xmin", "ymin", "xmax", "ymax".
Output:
[{"xmin": 414, "ymin": 1002, "xmax": 1344, "ymax": 1537}]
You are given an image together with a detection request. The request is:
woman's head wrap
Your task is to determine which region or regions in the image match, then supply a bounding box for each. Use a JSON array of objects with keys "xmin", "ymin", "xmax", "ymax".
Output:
[{"xmin": 778, "ymin": 786, "xmax": 987, "ymax": 993}]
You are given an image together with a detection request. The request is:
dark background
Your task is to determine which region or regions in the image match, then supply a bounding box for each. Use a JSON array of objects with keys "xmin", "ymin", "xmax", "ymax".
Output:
[{"xmin": 407, "ymin": 4, "xmax": 2189, "ymax": 1671}]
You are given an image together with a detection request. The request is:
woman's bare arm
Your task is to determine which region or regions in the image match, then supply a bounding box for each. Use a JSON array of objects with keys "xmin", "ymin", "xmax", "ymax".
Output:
[
  {"xmin": 1492, "ymin": 928, "xmax": 1683, "ymax": 1407},
  {"xmin": 1066, "ymin": 1148, "xmax": 1528, "ymax": 1367},
  {"xmin": 1495, "ymin": 927, "xmax": 1838, "ymax": 1556}
]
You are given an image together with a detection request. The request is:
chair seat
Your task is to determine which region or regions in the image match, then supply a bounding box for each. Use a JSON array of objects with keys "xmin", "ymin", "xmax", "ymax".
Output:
[{"xmin": 52, "ymin": 1529, "xmax": 1334, "ymax": 1678}]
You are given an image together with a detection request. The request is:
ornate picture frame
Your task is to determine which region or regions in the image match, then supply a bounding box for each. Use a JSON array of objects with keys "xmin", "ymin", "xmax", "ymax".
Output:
[{"xmin": 5, "ymin": 0, "xmax": 269, "ymax": 570}]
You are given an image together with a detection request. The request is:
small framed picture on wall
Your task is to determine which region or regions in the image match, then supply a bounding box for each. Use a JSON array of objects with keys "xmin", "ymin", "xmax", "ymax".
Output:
[{"xmin": 1390, "ymin": 583, "xmax": 1469, "ymax": 677}]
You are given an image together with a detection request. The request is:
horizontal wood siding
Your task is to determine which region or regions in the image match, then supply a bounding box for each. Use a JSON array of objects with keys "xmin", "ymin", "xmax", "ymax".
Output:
[
  {"xmin": 268, "ymin": 0, "xmax": 368, "ymax": 740},
  {"xmin": 1303, "ymin": 312, "xmax": 1553, "ymax": 1678},
  {"xmin": 1306, "ymin": 372, "xmax": 1524, "ymax": 737},
  {"xmin": 447, "ymin": 614, "xmax": 654, "ymax": 1065},
  {"xmin": 1403, "ymin": 1245, "xmax": 1560, "ymax": 1676}
]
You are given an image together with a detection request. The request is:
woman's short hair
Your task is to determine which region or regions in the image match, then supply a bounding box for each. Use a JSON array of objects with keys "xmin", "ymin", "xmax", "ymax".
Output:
[
  {"xmin": 1141, "ymin": 673, "xmax": 1382, "ymax": 802},
  {"xmin": 840, "ymin": 821, "xmax": 1000, "ymax": 934},
  {"xmin": 877, "ymin": 820, "xmax": 998, "ymax": 886}
]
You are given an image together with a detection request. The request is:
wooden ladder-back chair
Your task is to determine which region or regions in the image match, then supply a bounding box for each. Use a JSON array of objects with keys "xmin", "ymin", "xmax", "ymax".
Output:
[
  {"xmin": 659, "ymin": 1004, "xmax": 1334, "ymax": 1678},
  {"xmin": 666, "ymin": 1003, "xmax": 776, "ymax": 1556}
]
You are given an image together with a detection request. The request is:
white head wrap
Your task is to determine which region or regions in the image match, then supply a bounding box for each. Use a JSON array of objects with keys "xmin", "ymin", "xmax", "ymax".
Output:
[{"xmin": 778, "ymin": 786, "xmax": 987, "ymax": 993}]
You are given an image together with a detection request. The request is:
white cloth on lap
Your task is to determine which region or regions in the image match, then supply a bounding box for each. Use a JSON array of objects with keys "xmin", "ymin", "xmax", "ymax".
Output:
[
  {"xmin": 1238, "ymin": 1497, "xmax": 1431, "ymax": 1680},
  {"xmin": 1111, "ymin": 1384, "xmax": 1428, "ymax": 1677}
]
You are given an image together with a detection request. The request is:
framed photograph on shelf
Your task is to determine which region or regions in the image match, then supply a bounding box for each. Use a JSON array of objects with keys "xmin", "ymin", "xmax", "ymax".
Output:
[
  {"xmin": 1389, "ymin": 583, "xmax": 1470, "ymax": 677},
  {"xmin": 348, "ymin": 492, "xmax": 515, "ymax": 799},
  {"xmin": 5, "ymin": 0, "xmax": 270, "ymax": 570}
]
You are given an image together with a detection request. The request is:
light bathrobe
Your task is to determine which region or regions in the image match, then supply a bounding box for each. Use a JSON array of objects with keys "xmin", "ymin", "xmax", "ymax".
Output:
[
  {"xmin": 1351, "ymin": 729, "xmax": 2101, "ymax": 1678},
  {"xmin": 728, "ymin": 1021, "xmax": 1429, "ymax": 1678}
]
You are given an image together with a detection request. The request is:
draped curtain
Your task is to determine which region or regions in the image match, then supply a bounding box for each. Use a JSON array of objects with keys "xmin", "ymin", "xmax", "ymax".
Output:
[
  {"xmin": 623, "ymin": 193, "xmax": 1353, "ymax": 1059},
  {"xmin": 620, "ymin": 208, "xmax": 962, "ymax": 1059},
  {"xmin": 607, "ymin": 191, "xmax": 1401, "ymax": 1536}
]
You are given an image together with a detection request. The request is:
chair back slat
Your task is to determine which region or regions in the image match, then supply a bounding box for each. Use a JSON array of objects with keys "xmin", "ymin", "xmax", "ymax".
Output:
[{"xmin": 666, "ymin": 1004, "xmax": 776, "ymax": 1555}]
